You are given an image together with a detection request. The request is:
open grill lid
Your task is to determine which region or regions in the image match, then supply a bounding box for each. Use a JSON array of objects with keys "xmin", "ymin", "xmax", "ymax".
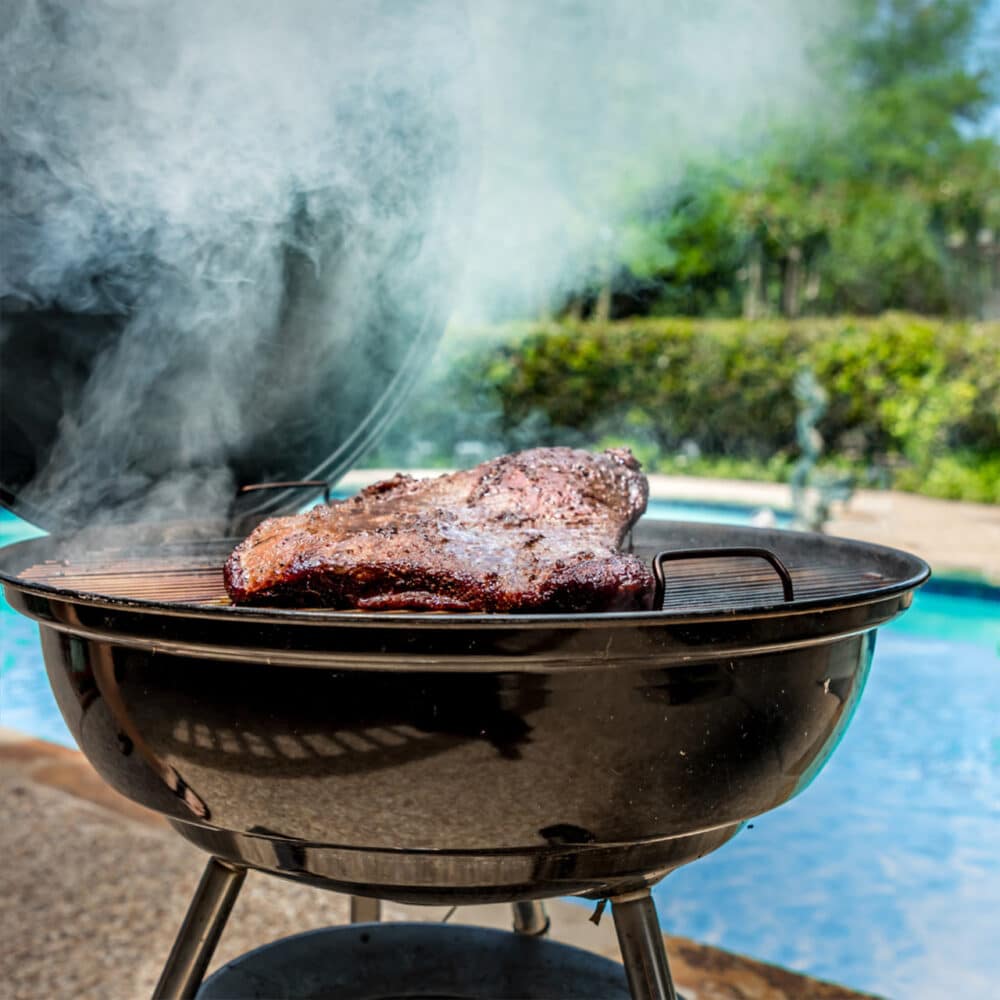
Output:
[
  {"xmin": 0, "ymin": 284, "xmax": 452, "ymax": 533},
  {"xmin": 0, "ymin": 274, "xmax": 453, "ymax": 533},
  {"xmin": 0, "ymin": 3, "xmax": 476, "ymax": 535}
]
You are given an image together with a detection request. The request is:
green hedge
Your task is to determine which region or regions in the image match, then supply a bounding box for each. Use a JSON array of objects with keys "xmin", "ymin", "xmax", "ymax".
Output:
[{"xmin": 369, "ymin": 315, "xmax": 1000, "ymax": 503}]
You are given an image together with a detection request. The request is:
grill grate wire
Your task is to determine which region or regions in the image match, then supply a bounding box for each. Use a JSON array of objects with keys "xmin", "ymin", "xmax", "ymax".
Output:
[{"xmin": 16, "ymin": 550, "xmax": 890, "ymax": 611}]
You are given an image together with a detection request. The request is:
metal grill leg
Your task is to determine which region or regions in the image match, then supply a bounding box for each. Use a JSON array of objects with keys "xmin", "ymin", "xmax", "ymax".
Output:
[
  {"xmin": 349, "ymin": 896, "xmax": 382, "ymax": 923},
  {"xmin": 611, "ymin": 890, "xmax": 678, "ymax": 1000},
  {"xmin": 153, "ymin": 857, "xmax": 246, "ymax": 1000},
  {"xmin": 511, "ymin": 900, "xmax": 550, "ymax": 936}
]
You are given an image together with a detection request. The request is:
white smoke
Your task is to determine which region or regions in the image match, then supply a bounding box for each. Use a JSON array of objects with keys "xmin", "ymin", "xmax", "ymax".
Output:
[
  {"xmin": 458, "ymin": 0, "xmax": 839, "ymax": 319},
  {"xmin": 1, "ymin": 0, "xmax": 476, "ymax": 527},
  {"xmin": 0, "ymin": 0, "xmax": 841, "ymax": 528}
]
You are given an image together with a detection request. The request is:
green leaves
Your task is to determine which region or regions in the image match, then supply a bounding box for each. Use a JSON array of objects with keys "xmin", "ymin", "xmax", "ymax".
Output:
[
  {"xmin": 450, "ymin": 316, "xmax": 1000, "ymax": 502},
  {"xmin": 365, "ymin": 315, "xmax": 999, "ymax": 503},
  {"xmin": 601, "ymin": 0, "xmax": 1000, "ymax": 320}
]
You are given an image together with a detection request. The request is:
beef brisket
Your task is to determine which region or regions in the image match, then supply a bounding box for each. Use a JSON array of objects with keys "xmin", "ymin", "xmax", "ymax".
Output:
[{"xmin": 224, "ymin": 447, "xmax": 654, "ymax": 612}]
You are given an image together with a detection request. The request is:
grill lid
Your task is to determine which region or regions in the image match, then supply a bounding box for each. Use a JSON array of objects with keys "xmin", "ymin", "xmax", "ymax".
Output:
[
  {"xmin": 0, "ymin": 3, "xmax": 477, "ymax": 534},
  {"xmin": 0, "ymin": 284, "xmax": 455, "ymax": 532}
]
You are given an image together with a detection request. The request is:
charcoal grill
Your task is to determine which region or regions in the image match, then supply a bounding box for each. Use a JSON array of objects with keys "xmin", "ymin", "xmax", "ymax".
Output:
[
  {"xmin": 0, "ymin": 511, "xmax": 928, "ymax": 999},
  {"xmin": 0, "ymin": 21, "xmax": 928, "ymax": 984}
]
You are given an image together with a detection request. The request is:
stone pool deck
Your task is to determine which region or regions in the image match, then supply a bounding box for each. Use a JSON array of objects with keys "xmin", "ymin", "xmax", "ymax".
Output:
[
  {"xmin": 344, "ymin": 469, "xmax": 1000, "ymax": 585},
  {"xmin": 645, "ymin": 474, "xmax": 1000, "ymax": 587},
  {"xmin": 0, "ymin": 728, "xmax": 878, "ymax": 1000}
]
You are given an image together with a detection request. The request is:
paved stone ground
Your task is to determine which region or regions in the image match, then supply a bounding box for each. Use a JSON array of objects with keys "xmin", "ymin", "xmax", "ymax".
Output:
[
  {"xmin": 645, "ymin": 474, "xmax": 1000, "ymax": 586},
  {"xmin": 0, "ymin": 732, "xmax": 878, "ymax": 1000}
]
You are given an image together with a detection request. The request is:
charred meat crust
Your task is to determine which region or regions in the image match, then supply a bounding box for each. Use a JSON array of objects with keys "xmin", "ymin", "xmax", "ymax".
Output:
[{"xmin": 224, "ymin": 446, "xmax": 654, "ymax": 612}]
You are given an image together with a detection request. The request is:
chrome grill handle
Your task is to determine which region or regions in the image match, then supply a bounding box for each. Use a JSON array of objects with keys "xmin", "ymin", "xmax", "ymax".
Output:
[{"xmin": 652, "ymin": 546, "xmax": 795, "ymax": 609}]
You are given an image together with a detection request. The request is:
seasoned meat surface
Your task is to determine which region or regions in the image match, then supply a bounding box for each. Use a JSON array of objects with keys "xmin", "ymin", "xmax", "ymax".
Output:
[{"xmin": 224, "ymin": 447, "xmax": 654, "ymax": 612}]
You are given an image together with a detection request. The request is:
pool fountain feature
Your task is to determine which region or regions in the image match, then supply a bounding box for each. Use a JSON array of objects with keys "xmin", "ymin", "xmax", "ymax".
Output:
[{"xmin": 790, "ymin": 368, "xmax": 854, "ymax": 532}]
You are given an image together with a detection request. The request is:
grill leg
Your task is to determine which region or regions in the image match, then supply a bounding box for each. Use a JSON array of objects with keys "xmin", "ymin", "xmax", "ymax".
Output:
[
  {"xmin": 511, "ymin": 900, "xmax": 550, "ymax": 936},
  {"xmin": 349, "ymin": 896, "xmax": 382, "ymax": 923},
  {"xmin": 152, "ymin": 857, "xmax": 246, "ymax": 1000},
  {"xmin": 611, "ymin": 890, "xmax": 678, "ymax": 1000}
]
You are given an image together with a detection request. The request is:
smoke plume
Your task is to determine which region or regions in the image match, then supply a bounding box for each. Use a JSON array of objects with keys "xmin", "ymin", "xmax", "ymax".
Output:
[{"xmin": 0, "ymin": 0, "xmax": 839, "ymax": 529}]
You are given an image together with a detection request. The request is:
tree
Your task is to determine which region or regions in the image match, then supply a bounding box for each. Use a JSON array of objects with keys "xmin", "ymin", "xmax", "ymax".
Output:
[{"xmin": 613, "ymin": 0, "xmax": 1000, "ymax": 318}]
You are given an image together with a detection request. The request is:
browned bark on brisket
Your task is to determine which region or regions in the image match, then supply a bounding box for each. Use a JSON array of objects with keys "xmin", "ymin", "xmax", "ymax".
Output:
[{"xmin": 224, "ymin": 447, "xmax": 654, "ymax": 612}]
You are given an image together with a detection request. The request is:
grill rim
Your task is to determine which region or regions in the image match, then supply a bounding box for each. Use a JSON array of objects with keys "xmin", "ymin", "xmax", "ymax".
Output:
[{"xmin": 0, "ymin": 518, "xmax": 931, "ymax": 630}]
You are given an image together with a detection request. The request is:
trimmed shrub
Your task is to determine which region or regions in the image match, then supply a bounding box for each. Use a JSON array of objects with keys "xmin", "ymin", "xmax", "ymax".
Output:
[{"xmin": 366, "ymin": 315, "xmax": 1000, "ymax": 503}]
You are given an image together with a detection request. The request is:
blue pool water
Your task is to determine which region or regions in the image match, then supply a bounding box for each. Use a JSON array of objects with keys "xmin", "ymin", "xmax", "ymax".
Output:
[
  {"xmin": 646, "ymin": 587, "xmax": 1000, "ymax": 999},
  {"xmin": 637, "ymin": 497, "xmax": 790, "ymax": 526},
  {"xmin": 1, "ymin": 507, "xmax": 997, "ymax": 998}
]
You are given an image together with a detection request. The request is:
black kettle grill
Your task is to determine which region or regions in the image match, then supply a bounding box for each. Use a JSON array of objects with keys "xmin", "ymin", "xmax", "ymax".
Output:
[{"xmin": 0, "ymin": 6, "xmax": 929, "ymax": 998}]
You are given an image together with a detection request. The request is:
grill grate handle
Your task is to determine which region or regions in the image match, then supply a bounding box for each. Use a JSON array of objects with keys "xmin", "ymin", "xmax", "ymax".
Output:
[
  {"xmin": 652, "ymin": 546, "xmax": 795, "ymax": 609},
  {"xmin": 239, "ymin": 480, "xmax": 332, "ymax": 504}
]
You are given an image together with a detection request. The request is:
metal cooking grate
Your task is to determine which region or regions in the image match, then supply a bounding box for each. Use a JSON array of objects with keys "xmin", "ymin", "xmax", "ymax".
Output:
[
  {"xmin": 653, "ymin": 556, "xmax": 887, "ymax": 611},
  {"xmin": 18, "ymin": 556, "xmax": 230, "ymax": 605},
  {"xmin": 15, "ymin": 546, "xmax": 891, "ymax": 612}
]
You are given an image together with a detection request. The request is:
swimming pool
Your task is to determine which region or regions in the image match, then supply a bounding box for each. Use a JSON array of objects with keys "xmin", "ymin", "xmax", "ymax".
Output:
[{"xmin": 1, "ymin": 508, "xmax": 996, "ymax": 998}]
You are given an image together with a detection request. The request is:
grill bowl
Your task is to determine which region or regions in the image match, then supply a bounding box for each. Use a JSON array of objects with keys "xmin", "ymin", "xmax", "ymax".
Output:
[{"xmin": 0, "ymin": 518, "xmax": 928, "ymax": 903}]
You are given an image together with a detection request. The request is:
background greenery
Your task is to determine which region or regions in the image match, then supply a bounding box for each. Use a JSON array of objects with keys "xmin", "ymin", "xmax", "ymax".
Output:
[
  {"xmin": 369, "ymin": 316, "xmax": 1000, "ymax": 503},
  {"xmin": 570, "ymin": 0, "xmax": 1000, "ymax": 321},
  {"xmin": 371, "ymin": 1, "xmax": 999, "ymax": 503}
]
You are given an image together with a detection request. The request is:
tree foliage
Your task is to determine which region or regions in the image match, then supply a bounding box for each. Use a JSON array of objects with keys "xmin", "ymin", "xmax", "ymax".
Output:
[
  {"xmin": 586, "ymin": 0, "xmax": 1000, "ymax": 319},
  {"xmin": 366, "ymin": 316, "xmax": 1000, "ymax": 503}
]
